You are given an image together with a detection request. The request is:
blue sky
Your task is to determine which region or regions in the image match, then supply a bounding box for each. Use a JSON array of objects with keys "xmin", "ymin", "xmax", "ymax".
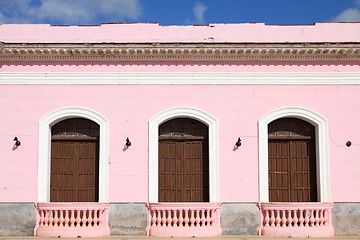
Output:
[{"xmin": 0, "ymin": 0, "xmax": 360, "ymax": 26}]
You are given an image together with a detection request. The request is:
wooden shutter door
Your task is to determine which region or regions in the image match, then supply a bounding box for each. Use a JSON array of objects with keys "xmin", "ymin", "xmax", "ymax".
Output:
[
  {"xmin": 268, "ymin": 118, "xmax": 317, "ymax": 202},
  {"xmin": 158, "ymin": 141, "xmax": 183, "ymax": 202},
  {"xmin": 51, "ymin": 141, "xmax": 77, "ymax": 202},
  {"xmin": 290, "ymin": 140, "xmax": 316, "ymax": 202},
  {"xmin": 183, "ymin": 140, "xmax": 209, "ymax": 202},
  {"xmin": 268, "ymin": 140, "xmax": 291, "ymax": 202},
  {"xmin": 268, "ymin": 139, "xmax": 316, "ymax": 202},
  {"xmin": 158, "ymin": 139, "xmax": 209, "ymax": 202},
  {"xmin": 76, "ymin": 140, "xmax": 99, "ymax": 202},
  {"xmin": 50, "ymin": 140, "xmax": 99, "ymax": 202}
]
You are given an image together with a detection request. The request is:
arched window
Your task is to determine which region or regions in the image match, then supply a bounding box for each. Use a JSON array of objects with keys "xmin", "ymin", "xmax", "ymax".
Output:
[
  {"xmin": 38, "ymin": 107, "xmax": 109, "ymax": 203},
  {"xmin": 158, "ymin": 118, "xmax": 209, "ymax": 202},
  {"xmin": 148, "ymin": 107, "xmax": 219, "ymax": 203},
  {"xmin": 50, "ymin": 118, "xmax": 100, "ymax": 202},
  {"xmin": 258, "ymin": 107, "xmax": 330, "ymax": 203},
  {"xmin": 268, "ymin": 118, "xmax": 317, "ymax": 202}
]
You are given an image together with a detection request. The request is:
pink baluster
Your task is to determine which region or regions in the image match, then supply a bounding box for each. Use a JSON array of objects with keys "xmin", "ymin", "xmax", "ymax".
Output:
[
  {"xmin": 178, "ymin": 209, "xmax": 184, "ymax": 227},
  {"xmin": 99, "ymin": 209, "xmax": 104, "ymax": 226},
  {"xmin": 281, "ymin": 210, "xmax": 287, "ymax": 227},
  {"xmin": 324, "ymin": 209, "xmax": 329, "ymax": 226},
  {"xmin": 150, "ymin": 210, "xmax": 156, "ymax": 227},
  {"xmin": 319, "ymin": 209, "xmax": 325, "ymax": 226},
  {"xmin": 264, "ymin": 210, "xmax": 270, "ymax": 227},
  {"xmin": 58, "ymin": 210, "xmax": 64, "ymax": 227},
  {"xmin": 166, "ymin": 209, "xmax": 172, "ymax": 227},
  {"xmin": 53, "ymin": 210, "xmax": 59, "ymax": 227},
  {"xmin": 304, "ymin": 209, "xmax": 310, "ymax": 227},
  {"xmin": 207, "ymin": 209, "xmax": 212, "ymax": 226},
  {"xmin": 189, "ymin": 209, "xmax": 195, "ymax": 227},
  {"xmin": 200, "ymin": 209, "xmax": 206, "ymax": 226},
  {"xmin": 293, "ymin": 210, "xmax": 298, "ymax": 227},
  {"xmin": 309, "ymin": 209, "xmax": 315, "ymax": 227},
  {"xmin": 48, "ymin": 210, "xmax": 53, "ymax": 227},
  {"xmin": 275, "ymin": 210, "xmax": 281, "ymax": 227},
  {"xmin": 195, "ymin": 209, "xmax": 201, "ymax": 227},
  {"xmin": 40, "ymin": 210, "xmax": 45, "ymax": 226},
  {"xmin": 75, "ymin": 210, "xmax": 81, "ymax": 227},
  {"xmin": 93, "ymin": 209, "xmax": 99, "ymax": 226},
  {"xmin": 64, "ymin": 210, "xmax": 70, "ymax": 227},
  {"xmin": 70, "ymin": 210, "xmax": 75, "ymax": 227},
  {"xmin": 87, "ymin": 209, "xmax": 93, "ymax": 227},
  {"xmin": 156, "ymin": 210, "xmax": 162, "ymax": 227},
  {"xmin": 298, "ymin": 209, "xmax": 304, "ymax": 227},
  {"xmin": 184, "ymin": 209, "xmax": 189, "ymax": 227},
  {"xmin": 161, "ymin": 210, "xmax": 166, "ymax": 227},
  {"xmin": 270, "ymin": 210, "xmax": 275, "ymax": 227},
  {"xmin": 287, "ymin": 210, "xmax": 292, "ymax": 227},
  {"xmin": 172, "ymin": 209, "xmax": 178, "ymax": 227},
  {"xmin": 314, "ymin": 209, "xmax": 319, "ymax": 226}
]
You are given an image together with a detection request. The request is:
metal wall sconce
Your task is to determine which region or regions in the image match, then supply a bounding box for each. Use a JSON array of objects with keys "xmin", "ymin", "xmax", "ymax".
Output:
[
  {"xmin": 235, "ymin": 137, "xmax": 242, "ymax": 147},
  {"xmin": 13, "ymin": 137, "xmax": 21, "ymax": 147},
  {"xmin": 346, "ymin": 141, "xmax": 352, "ymax": 147},
  {"xmin": 125, "ymin": 137, "xmax": 131, "ymax": 147}
]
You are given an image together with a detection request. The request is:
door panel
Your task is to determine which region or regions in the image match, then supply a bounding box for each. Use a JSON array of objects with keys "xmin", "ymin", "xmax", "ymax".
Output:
[
  {"xmin": 158, "ymin": 141, "xmax": 183, "ymax": 202},
  {"xmin": 159, "ymin": 140, "xmax": 209, "ymax": 202},
  {"xmin": 268, "ymin": 141, "xmax": 290, "ymax": 202},
  {"xmin": 50, "ymin": 140, "xmax": 99, "ymax": 202},
  {"xmin": 269, "ymin": 140, "xmax": 316, "ymax": 202}
]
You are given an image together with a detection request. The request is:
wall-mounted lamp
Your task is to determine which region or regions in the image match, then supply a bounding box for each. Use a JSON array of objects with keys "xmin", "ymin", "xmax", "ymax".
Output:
[
  {"xmin": 125, "ymin": 137, "xmax": 131, "ymax": 147},
  {"xmin": 346, "ymin": 141, "xmax": 352, "ymax": 147},
  {"xmin": 14, "ymin": 137, "xmax": 21, "ymax": 147},
  {"xmin": 235, "ymin": 137, "xmax": 242, "ymax": 147},
  {"xmin": 13, "ymin": 137, "xmax": 21, "ymax": 147}
]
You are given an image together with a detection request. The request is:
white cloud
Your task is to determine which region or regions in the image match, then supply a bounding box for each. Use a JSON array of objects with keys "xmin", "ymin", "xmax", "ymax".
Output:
[
  {"xmin": 333, "ymin": 0, "xmax": 360, "ymax": 22},
  {"xmin": 333, "ymin": 8, "xmax": 360, "ymax": 22},
  {"xmin": 193, "ymin": 1, "xmax": 207, "ymax": 24},
  {"xmin": 0, "ymin": 0, "xmax": 143, "ymax": 25}
]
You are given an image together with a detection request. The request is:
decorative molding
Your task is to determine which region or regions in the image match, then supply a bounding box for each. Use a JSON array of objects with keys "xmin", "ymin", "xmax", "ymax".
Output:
[
  {"xmin": 1, "ymin": 72, "xmax": 360, "ymax": 85},
  {"xmin": 1, "ymin": 43, "xmax": 360, "ymax": 61},
  {"xmin": 38, "ymin": 107, "xmax": 109, "ymax": 203},
  {"xmin": 258, "ymin": 107, "xmax": 330, "ymax": 203},
  {"xmin": 148, "ymin": 107, "xmax": 219, "ymax": 203}
]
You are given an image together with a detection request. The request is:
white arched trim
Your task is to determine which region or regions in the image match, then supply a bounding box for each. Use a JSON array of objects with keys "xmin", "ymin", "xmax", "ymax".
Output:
[
  {"xmin": 258, "ymin": 107, "xmax": 330, "ymax": 202},
  {"xmin": 149, "ymin": 107, "xmax": 219, "ymax": 203},
  {"xmin": 38, "ymin": 107, "xmax": 109, "ymax": 202}
]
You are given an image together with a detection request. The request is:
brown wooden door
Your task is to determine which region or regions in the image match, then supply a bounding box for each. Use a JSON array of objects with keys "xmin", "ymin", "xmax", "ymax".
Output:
[
  {"xmin": 268, "ymin": 139, "xmax": 317, "ymax": 202},
  {"xmin": 158, "ymin": 139, "xmax": 209, "ymax": 202},
  {"xmin": 50, "ymin": 139, "xmax": 99, "ymax": 202}
]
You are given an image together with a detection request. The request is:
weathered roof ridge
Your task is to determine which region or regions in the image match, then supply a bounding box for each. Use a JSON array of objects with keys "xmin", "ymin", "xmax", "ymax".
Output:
[{"xmin": 1, "ymin": 22, "xmax": 360, "ymax": 44}]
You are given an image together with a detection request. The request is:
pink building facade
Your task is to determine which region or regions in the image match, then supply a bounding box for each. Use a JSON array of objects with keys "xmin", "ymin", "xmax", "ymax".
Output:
[{"xmin": 0, "ymin": 22, "xmax": 360, "ymax": 237}]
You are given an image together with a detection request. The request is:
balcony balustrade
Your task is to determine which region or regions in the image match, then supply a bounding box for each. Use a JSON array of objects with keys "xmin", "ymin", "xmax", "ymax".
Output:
[
  {"xmin": 258, "ymin": 202, "xmax": 334, "ymax": 238},
  {"xmin": 146, "ymin": 202, "xmax": 222, "ymax": 237},
  {"xmin": 34, "ymin": 202, "xmax": 110, "ymax": 238}
]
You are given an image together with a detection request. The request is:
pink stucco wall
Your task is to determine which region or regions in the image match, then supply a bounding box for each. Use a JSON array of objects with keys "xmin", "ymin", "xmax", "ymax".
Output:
[
  {"xmin": 1, "ymin": 83, "xmax": 360, "ymax": 202},
  {"xmin": 1, "ymin": 23, "xmax": 360, "ymax": 204},
  {"xmin": 1, "ymin": 22, "xmax": 360, "ymax": 43}
]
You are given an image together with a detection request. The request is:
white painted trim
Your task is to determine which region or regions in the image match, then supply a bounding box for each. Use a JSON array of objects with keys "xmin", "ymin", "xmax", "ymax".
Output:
[
  {"xmin": 258, "ymin": 107, "xmax": 330, "ymax": 202},
  {"xmin": 1, "ymin": 72, "xmax": 360, "ymax": 85},
  {"xmin": 149, "ymin": 107, "xmax": 219, "ymax": 203},
  {"xmin": 38, "ymin": 107, "xmax": 109, "ymax": 203}
]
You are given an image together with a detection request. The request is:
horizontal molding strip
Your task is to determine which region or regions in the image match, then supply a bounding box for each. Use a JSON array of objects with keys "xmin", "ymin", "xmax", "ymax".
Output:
[{"xmin": 0, "ymin": 72, "xmax": 360, "ymax": 85}]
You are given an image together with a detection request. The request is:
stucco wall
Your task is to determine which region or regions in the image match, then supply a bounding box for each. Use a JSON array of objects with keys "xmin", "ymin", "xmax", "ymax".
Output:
[
  {"xmin": 1, "ymin": 22, "xmax": 360, "ymax": 44},
  {"xmin": 1, "ymin": 81, "xmax": 360, "ymax": 203}
]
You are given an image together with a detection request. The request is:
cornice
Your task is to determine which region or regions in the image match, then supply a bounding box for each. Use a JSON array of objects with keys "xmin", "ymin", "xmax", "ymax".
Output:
[{"xmin": 1, "ymin": 42, "xmax": 360, "ymax": 61}]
